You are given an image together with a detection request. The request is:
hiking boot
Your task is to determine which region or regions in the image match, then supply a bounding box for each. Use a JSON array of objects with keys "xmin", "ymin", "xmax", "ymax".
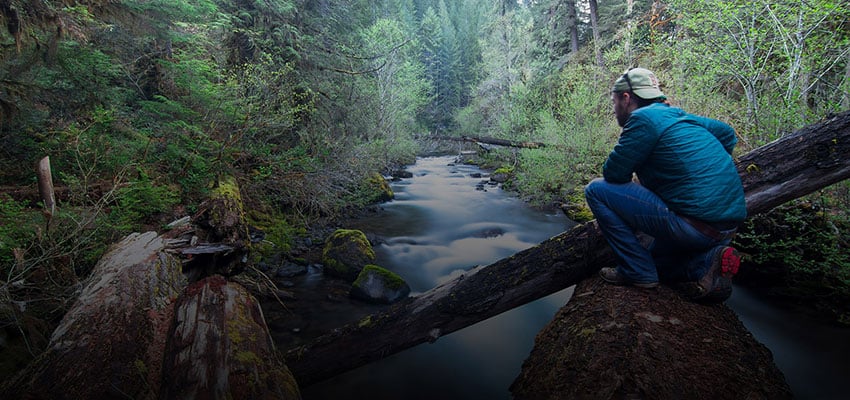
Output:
[
  {"xmin": 599, "ymin": 267, "xmax": 659, "ymax": 289},
  {"xmin": 679, "ymin": 246, "xmax": 741, "ymax": 303}
]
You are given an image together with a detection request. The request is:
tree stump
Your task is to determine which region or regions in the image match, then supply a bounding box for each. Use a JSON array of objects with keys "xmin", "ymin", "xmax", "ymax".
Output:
[{"xmin": 510, "ymin": 277, "xmax": 792, "ymax": 399}]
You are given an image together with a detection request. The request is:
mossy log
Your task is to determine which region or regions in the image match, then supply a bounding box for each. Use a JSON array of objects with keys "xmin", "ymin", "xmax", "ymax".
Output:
[
  {"xmin": 0, "ymin": 232, "xmax": 183, "ymax": 399},
  {"xmin": 160, "ymin": 275, "xmax": 300, "ymax": 400},
  {"xmin": 0, "ymin": 177, "xmax": 300, "ymax": 399},
  {"xmin": 431, "ymin": 134, "xmax": 547, "ymax": 149},
  {"xmin": 187, "ymin": 176, "xmax": 252, "ymax": 279},
  {"xmin": 285, "ymin": 110, "xmax": 850, "ymax": 387},
  {"xmin": 510, "ymin": 277, "xmax": 792, "ymax": 399}
]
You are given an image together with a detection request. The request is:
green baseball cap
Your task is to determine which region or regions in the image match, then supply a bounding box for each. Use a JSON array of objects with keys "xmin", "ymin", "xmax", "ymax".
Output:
[{"xmin": 612, "ymin": 67, "xmax": 666, "ymax": 100}]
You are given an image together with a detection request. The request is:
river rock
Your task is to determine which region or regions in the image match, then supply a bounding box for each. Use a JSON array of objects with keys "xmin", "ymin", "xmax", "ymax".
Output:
[
  {"xmin": 321, "ymin": 229, "xmax": 376, "ymax": 281},
  {"xmin": 349, "ymin": 265, "xmax": 411, "ymax": 304}
]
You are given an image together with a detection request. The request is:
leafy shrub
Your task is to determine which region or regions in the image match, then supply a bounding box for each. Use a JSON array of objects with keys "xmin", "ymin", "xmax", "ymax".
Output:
[
  {"xmin": 110, "ymin": 175, "xmax": 180, "ymax": 231},
  {"xmin": 0, "ymin": 196, "xmax": 29, "ymax": 266},
  {"xmin": 734, "ymin": 199, "xmax": 850, "ymax": 323}
]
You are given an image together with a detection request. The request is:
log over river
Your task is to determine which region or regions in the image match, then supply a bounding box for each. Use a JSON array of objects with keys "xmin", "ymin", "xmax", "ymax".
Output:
[{"xmin": 266, "ymin": 155, "xmax": 850, "ymax": 400}]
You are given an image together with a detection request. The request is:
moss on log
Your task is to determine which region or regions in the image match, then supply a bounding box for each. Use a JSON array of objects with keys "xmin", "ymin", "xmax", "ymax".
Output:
[{"xmin": 510, "ymin": 278, "xmax": 792, "ymax": 399}]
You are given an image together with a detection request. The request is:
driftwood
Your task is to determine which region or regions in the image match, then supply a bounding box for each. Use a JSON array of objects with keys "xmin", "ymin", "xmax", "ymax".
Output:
[
  {"xmin": 0, "ymin": 178, "xmax": 300, "ymax": 400},
  {"xmin": 285, "ymin": 110, "xmax": 850, "ymax": 386},
  {"xmin": 431, "ymin": 134, "xmax": 547, "ymax": 149}
]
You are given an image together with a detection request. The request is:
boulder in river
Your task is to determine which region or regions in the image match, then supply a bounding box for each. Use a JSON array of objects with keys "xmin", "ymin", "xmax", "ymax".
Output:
[
  {"xmin": 321, "ymin": 229, "xmax": 376, "ymax": 281},
  {"xmin": 349, "ymin": 265, "xmax": 411, "ymax": 304}
]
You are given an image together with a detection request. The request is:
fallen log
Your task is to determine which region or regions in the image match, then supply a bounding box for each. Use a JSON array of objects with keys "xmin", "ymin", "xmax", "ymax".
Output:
[
  {"xmin": 430, "ymin": 134, "xmax": 547, "ymax": 149},
  {"xmin": 0, "ymin": 232, "xmax": 184, "ymax": 399},
  {"xmin": 285, "ymin": 110, "xmax": 850, "ymax": 386},
  {"xmin": 0, "ymin": 177, "xmax": 301, "ymax": 399}
]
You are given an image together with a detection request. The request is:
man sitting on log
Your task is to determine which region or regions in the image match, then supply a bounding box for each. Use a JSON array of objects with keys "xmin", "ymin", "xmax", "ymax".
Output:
[{"xmin": 584, "ymin": 67, "xmax": 745, "ymax": 303}]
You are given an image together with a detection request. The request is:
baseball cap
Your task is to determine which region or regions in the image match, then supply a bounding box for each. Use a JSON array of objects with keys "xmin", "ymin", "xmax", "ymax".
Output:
[{"xmin": 612, "ymin": 67, "xmax": 666, "ymax": 100}]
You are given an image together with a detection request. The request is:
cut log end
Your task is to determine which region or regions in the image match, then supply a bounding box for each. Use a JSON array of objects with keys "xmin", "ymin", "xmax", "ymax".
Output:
[{"xmin": 510, "ymin": 277, "xmax": 792, "ymax": 400}]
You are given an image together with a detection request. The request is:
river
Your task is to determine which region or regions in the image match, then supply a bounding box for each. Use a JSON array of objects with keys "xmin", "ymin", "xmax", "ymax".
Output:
[{"xmin": 286, "ymin": 155, "xmax": 848, "ymax": 400}]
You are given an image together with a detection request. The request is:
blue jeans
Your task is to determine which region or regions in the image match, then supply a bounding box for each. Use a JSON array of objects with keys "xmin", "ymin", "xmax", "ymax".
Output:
[{"xmin": 584, "ymin": 178, "xmax": 736, "ymax": 284}]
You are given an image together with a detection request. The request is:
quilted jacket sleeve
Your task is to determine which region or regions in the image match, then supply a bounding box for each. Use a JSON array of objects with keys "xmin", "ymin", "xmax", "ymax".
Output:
[{"xmin": 602, "ymin": 113, "xmax": 660, "ymax": 183}]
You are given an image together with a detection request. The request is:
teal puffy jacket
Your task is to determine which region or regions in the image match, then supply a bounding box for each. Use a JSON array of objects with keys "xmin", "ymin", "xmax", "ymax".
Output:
[{"xmin": 602, "ymin": 103, "xmax": 747, "ymax": 223}]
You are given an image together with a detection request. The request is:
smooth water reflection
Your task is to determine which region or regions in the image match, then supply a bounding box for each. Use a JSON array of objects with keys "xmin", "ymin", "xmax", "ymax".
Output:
[
  {"xmin": 726, "ymin": 286, "xmax": 850, "ymax": 400},
  {"xmin": 302, "ymin": 156, "xmax": 573, "ymax": 399}
]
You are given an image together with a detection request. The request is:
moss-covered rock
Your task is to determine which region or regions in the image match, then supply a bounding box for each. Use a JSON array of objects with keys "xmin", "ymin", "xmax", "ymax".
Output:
[
  {"xmin": 490, "ymin": 165, "xmax": 514, "ymax": 184},
  {"xmin": 366, "ymin": 172, "xmax": 394, "ymax": 203},
  {"xmin": 349, "ymin": 265, "xmax": 411, "ymax": 304},
  {"xmin": 321, "ymin": 229, "xmax": 375, "ymax": 281}
]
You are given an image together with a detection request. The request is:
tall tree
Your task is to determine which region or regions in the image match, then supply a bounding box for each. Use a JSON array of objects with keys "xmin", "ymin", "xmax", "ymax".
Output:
[
  {"xmin": 359, "ymin": 18, "xmax": 430, "ymax": 162},
  {"xmin": 588, "ymin": 0, "xmax": 603, "ymax": 68},
  {"xmin": 419, "ymin": 6, "xmax": 444, "ymax": 131}
]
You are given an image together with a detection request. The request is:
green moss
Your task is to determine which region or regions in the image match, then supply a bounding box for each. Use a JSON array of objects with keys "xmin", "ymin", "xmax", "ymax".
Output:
[
  {"xmin": 213, "ymin": 176, "xmax": 243, "ymax": 201},
  {"xmin": 246, "ymin": 208, "xmax": 298, "ymax": 255},
  {"xmin": 494, "ymin": 166, "xmax": 514, "ymax": 175},
  {"xmin": 226, "ymin": 303, "xmax": 258, "ymax": 347},
  {"xmin": 365, "ymin": 172, "xmax": 394, "ymax": 203},
  {"xmin": 354, "ymin": 264, "xmax": 406, "ymax": 290},
  {"xmin": 133, "ymin": 359, "xmax": 148, "ymax": 376},
  {"xmin": 234, "ymin": 350, "xmax": 262, "ymax": 364},
  {"xmin": 563, "ymin": 187, "xmax": 594, "ymax": 223},
  {"xmin": 322, "ymin": 229, "xmax": 375, "ymax": 279}
]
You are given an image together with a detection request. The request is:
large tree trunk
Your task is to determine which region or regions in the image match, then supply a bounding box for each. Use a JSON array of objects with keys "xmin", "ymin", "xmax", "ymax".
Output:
[
  {"xmin": 0, "ymin": 178, "xmax": 301, "ymax": 400},
  {"xmin": 160, "ymin": 275, "xmax": 300, "ymax": 400},
  {"xmin": 510, "ymin": 278, "xmax": 793, "ymax": 399},
  {"xmin": 285, "ymin": 110, "xmax": 850, "ymax": 386},
  {"xmin": 0, "ymin": 232, "xmax": 184, "ymax": 399}
]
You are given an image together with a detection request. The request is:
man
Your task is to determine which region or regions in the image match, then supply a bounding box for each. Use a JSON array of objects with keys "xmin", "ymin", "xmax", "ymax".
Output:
[{"xmin": 584, "ymin": 67, "xmax": 746, "ymax": 303}]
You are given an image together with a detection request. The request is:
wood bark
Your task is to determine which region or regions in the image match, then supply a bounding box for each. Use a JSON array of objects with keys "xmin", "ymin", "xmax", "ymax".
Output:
[
  {"xmin": 160, "ymin": 275, "xmax": 300, "ymax": 400},
  {"xmin": 0, "ymin": 232, "xmax": 184, "ymax": 399},
  {"xmin": 510, "ymin": 278, "xmax": 793, "ymax": 399},
  {"xmin": 285, "ymin": 110, "xmax": 850, "ymax": 386}
]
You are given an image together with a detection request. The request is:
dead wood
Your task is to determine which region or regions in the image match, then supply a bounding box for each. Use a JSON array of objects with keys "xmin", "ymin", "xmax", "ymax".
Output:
[
  {"xmin": 160, "ymin": 275, "xmax": 300, "ymax": 400},
  {"xmin": 0, "ymin": 176, "xmax": 300, "ymax": 399},
  {"xmin": 510, "ymin": 278, "xmax": 792, "ymax": 400},
  {"xmin": 431, "ymin": 134, "xmax": 547, "ymax": 149},
  {"xmin": 0, "ymin": 232, "xmax": 184, "ymax": 400},
  {"xmin": 35, "ymin": 156, "xmax": 55, "ymax": 218}
]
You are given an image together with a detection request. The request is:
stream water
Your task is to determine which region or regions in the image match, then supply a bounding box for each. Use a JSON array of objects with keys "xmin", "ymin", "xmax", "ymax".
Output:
[{"xmin": 288, "ymin": 155, "xmax": 849, "ymax": 400}]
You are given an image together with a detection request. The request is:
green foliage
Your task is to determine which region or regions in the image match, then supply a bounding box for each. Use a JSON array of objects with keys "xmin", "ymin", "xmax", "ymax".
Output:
[
  {"xmin": 0, "ymin": 196, "xmax": 29, "ymax": 265},
  {"xmin": 665, "ymin": 0, "xmax": 850, "ymax": 144},
  {"xmin": 735, "ymin": 200, "xmax": 850, "ymax": 287},
  {"xmin": 110, "ymin": 174, "xmax": 180, "ymax": 231},
  {"xmin": 462, "ymin": 62, "xmax": 616, "ymax": 207}
]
